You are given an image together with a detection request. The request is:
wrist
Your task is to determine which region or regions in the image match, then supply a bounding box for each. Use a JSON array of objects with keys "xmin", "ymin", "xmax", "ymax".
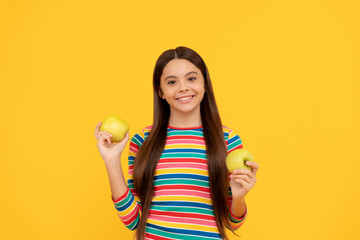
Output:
[
  {"xmin": 233, "ymin": 197, "xmax": 245, "ymax": 204},
  {"xmin": 231, "ymin": 197, "xmax": 246, "ymax": 218},
  {"xmin": 105, "ymin": 156, "xmax": 122, "ymax": 170}
]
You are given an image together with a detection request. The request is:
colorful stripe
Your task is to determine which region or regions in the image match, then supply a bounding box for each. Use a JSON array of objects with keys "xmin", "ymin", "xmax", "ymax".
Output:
[{"xmin": 112, "ymin": 125, "xmax": 247, "ymax": 239}]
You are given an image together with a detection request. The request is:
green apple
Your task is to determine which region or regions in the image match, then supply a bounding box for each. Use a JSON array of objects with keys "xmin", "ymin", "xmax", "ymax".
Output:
[
  {"xmin": 226, "ymin": 149, "xmax": 254, "ymax": 173},
  {"xmin": 100, "ymin": 115, "xmax": 129, "ymax": 142}
]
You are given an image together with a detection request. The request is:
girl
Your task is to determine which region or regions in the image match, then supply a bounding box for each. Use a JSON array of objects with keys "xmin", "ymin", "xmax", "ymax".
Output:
[{"xmin": 95, "ymin": 46, "xmax": 259, "ymax": 240}]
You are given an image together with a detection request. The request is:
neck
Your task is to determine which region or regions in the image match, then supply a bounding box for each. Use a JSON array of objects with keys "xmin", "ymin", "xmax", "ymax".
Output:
[{"xmin": 168, "ymin": 107, "xmax": 202, "ymax": 128}]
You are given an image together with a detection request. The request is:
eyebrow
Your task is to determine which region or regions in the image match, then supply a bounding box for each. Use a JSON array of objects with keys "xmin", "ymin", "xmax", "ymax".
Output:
[{"xmin": 164, "ymin": 71, "xmax": 198, "ymax": 81}]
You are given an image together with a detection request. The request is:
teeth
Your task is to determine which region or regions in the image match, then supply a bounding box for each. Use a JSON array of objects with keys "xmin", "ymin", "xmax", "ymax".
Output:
[{"xmin": 178, "ymin": 96, "xmax": 193, "ymax": 101}]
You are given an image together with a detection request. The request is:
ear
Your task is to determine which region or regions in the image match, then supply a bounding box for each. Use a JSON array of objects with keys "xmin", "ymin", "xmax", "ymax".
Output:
[{"xmin": 158, "ymin": 88, "xmax": 164, "ymax": 99}]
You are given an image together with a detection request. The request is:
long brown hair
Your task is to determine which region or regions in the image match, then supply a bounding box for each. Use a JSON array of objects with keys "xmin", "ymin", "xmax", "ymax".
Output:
[{"xmin": 133, "ymin": 46, "xmax": 235, "ymax": 239}]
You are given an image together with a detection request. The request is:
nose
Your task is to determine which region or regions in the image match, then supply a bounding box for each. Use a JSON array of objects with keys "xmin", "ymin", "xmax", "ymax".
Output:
[{"xmin": 179, "ymin": 80, "xmax": 189, "ymax": 92}]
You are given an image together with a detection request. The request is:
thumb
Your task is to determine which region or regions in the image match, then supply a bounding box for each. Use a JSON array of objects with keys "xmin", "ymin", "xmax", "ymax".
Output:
[
  {"xmin": 117, "ymin": 131, "xmax": 130, "ymax": 146},
  {"xmin": 121, "ymin": 130, "xmax": 129, "ymax": 143}
]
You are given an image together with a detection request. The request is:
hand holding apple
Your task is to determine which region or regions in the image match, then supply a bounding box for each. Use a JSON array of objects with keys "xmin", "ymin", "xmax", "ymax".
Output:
[
  {"xmin": 228, "ymin": 150, "xmax": 259, "ymax": 200},
  {"xmin": 94, "ymin": 115, "xmax": 130, "ymax": 163}
]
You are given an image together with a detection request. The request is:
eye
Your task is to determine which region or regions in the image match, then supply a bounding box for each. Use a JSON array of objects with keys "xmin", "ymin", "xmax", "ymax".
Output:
[
  {"xmin": 168, "ymin": 80, "xmax": 176, "ymax": 85},
  {"xmin": 188, "ymin": 77, "xmax": 196, "ymax": 81}
]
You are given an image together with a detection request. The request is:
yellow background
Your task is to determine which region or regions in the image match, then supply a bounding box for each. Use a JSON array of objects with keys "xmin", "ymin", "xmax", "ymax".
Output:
[{"xmin": 1, "ymin": 0, "xmax": 359, "ymax": 239}]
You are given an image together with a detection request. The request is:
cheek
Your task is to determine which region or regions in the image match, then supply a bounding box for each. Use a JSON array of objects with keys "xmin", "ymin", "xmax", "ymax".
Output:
[
  {"xmin": 194, "ymin": 84, "xmax": 206, "ymax": 94},
  {"xmin": 163, "ymin": 88, "xmax": 176, "ymax": 98}
]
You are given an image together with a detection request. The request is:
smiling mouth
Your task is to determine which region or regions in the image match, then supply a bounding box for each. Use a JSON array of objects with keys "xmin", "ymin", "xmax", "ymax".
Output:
[{"xmin": 176, "ymin": 95, "xmax": 195, "ymax": 101}]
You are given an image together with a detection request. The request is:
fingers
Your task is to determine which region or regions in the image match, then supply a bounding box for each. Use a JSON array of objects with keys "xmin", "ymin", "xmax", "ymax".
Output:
[
  {"xmin": 232, "ymin": 168, "xmax": 255, "ymax": 179},
  {"xmin": 95, "ymin": 122, "xmax": 112, "ymax": 139},
  {"xmin": 96, "ymin": 132, "xmax": 113, "ymax": 144},
  {"xmin": 94, "ymin": 122, "xmax": 101, "ymax": 138},
  {"xmin": 95, "ymin": 122, "xmax": 113, "ymax": 141},
  {"xmin": 117, "ymin": 131, "xmax": 130, "ymax": 145},
  {"xmin": 96, "ymin": 132, "xmax": 112, "ymax": 144},
  {"xmin": 103, "ymin": 134, "xmax": 112, "ymax": 144},
  {"xmin": 99, "ymin": 131, "xmax": 113, "ymax": 138},
  {"xmin": 124, "ymin": 130, "xmax": 130, "ymax": 141},
  {"xmin": 234, "ymin": 179, "xmax": 253, "ymax": 191},
  {"xmin": 116, "ymin": 131, "xmax": 129, "ymax": 142},
  {"xmin": 246, "ymin": 161, "xmax": 260, "ymax": 175},
  {"xmin": 96, "ymin": 132, "xmax": 113, "ymax": 142},
  {"xmin": 231, "ymin": 174, "xmax": 253, "ymax": 184}
]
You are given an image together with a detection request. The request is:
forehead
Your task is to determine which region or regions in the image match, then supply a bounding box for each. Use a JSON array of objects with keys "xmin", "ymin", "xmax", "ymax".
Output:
[{"xmin": 161, "ymin": 59, "xmax": 200, "ymax": 78}]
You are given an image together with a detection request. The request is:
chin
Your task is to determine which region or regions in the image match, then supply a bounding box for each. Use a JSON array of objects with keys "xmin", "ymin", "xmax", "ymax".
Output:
[{"xmin": 173, "ymin": 105, "xmax": 200, "ymax": 114}]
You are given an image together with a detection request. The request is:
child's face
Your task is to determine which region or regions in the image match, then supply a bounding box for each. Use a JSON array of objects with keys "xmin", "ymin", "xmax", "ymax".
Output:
[{"xmin": 159, "ymin": 59, "xmax": 206, "ymax": 115}]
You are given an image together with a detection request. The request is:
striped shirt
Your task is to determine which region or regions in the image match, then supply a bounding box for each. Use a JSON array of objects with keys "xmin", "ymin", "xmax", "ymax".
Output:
[{"xmin": 112, "ymin": 125, "xmax": 247, "ymax": 239}]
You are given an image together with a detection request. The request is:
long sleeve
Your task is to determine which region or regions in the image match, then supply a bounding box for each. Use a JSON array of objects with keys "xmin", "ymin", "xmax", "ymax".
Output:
[
  {"xmin": 111, "ymin": 129, "xmax": 146, "ymax": 230},
  {"xmin": 225, "ymin": 127, "xmax": 248, "ymax": 230}
]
